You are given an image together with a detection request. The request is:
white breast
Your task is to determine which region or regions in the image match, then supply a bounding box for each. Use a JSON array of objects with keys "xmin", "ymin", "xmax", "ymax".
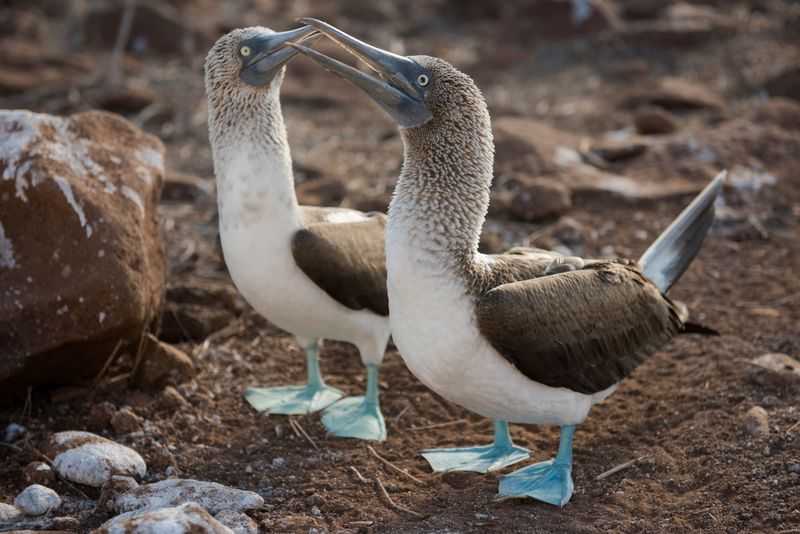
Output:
[
  {"xmin": 216, "ymin": 150, "xmax": 389, "ymax": 363},
  {"xmin": 386, "ymin": 222, "xmax": 613, "ymax": 426}
]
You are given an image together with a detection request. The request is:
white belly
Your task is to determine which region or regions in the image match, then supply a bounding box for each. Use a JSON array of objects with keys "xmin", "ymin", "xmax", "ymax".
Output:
[
  {"xmin": 387, "ymin": 248, "xmax": 614, "ymax": 426},
  {"xmin": 221, "ymin": 223, "xmax": 389, "ymax": 363}
]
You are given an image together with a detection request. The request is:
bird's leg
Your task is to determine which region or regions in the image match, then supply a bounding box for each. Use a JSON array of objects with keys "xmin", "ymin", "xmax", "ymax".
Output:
[
  {"xmin": 244, "ymin": 343, "xmax": 344, "ymax": 414},
  {"xmin": 497, "ymin": 425, "xmax": 576, "ymax": 506},
  {"xmin": 421, "ymin": 419, "xmax": 531, "ymax": 473},
  {"xmin": 321, "ymin": 363, "xmax": 387, "ymax": 441}
]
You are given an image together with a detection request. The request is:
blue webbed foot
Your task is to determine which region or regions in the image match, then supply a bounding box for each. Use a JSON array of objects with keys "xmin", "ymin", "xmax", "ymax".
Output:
[
  {"xmin": 245, "ymin": 343, "xmax": 343, "ymax": 414},
  {"xmin": 322, "ymin": 396, "xmax": 386, "ymax": 441},
  {"xmin": 496, "ymin": 425, "xmax": 577, "ymax": 507},
  {"xmin": 245, "ymin": 383, "xmax": 343, "ymax": 414},
  {"xmin": 421, "ymin": 420, "xmax": 530, "ymax": 473},
  {"xmin": 497, "ymin": 459, "xmax": 574, "ymax": 506}
]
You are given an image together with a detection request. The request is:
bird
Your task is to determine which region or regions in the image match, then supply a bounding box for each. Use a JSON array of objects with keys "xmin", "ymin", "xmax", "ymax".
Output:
[
  {"xmin": 291, "ymin": 18, "xmax": 725, "ymax": 504},
  {"xmin": 204, "ymin": 25, "xmax": 391, "ymax": 441}
]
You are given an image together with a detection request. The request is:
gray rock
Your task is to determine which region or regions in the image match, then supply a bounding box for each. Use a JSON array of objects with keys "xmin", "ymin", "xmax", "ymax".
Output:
[
  {"xmin": 97, "ymin": 502, "xmax": 233, "ymax": 533},
  {"xmin": 113, "ymin": 478, "xmax": 264, "ymax": 515},
  {"xmin": 3, "ymin": 422, "xmax": 26, "ymax": 442},
  {"xmin": 744, "ymin": 406, "xmax": 770, "ymax": 437},
  {"xmin": 48, "ymin": 431, "xmax": 146, "ymax": 487},
  {"xmin": 13, "ymin": 484, "xmax": 61, "ymax": 515},
  {"xmin": 215, "ymin": 509, "xmax": 258, "ymax": 534},
  {"xmin": 0, "ymin": 502, "xmax": 21, "ymax": 524}
]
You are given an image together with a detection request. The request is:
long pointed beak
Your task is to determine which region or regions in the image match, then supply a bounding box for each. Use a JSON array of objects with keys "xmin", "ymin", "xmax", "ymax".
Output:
[
  {"xmin": 291, "ymin": 18, "xmax": 432, "ymax": 128},
  {"xmin": 240, "ymin": 26, "xmax": 320, "ymax": 86}
]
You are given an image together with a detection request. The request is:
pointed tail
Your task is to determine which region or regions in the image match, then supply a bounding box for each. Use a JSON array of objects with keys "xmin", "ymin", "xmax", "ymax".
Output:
[{"xmin": 639, "ymin": 171, "xmax": 726, "ymax": 293}]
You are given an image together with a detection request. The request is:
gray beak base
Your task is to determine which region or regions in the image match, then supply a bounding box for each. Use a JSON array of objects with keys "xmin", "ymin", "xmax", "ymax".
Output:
[
  {"xmin": 291, "ymin": 18, "xmax": 432, "ymax": 128},
  {"xmin": 240, "ymin": 26, "xmax": 319, "ymax": 86}
]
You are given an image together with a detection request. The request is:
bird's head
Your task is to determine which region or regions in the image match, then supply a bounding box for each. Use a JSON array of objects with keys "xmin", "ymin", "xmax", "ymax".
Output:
[
  {"xmin": 290, "ymin": 19, "xmax": 490, "ymax": 142},
  {"xmin": 205, "ymin": 25, "xmax": 317, "ymax": 103}
]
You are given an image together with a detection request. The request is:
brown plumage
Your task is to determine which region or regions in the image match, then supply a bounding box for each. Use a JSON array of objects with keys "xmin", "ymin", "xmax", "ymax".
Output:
[
  {"xmin": 293, "ymin": 211, "xmax": 389, "ymax": 316},
  {"xmin": 476, "ymin": 261, "xmax": 685, "ymax": 394}
]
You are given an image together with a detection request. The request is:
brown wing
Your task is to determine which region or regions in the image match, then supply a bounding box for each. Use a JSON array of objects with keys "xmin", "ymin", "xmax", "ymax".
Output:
[
  {"xmin": 476, "ymin": 262, "xmax": 683, "ymax": 394},
  {"xmin": 292, "ymin": 212, "xmax": 389, "ymax": 316}
]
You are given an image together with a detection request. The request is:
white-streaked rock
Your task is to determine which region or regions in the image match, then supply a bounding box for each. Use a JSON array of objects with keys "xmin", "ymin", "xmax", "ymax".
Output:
[
  {"xmin": 48, "ymin": 431, "xmax": 146, "ymax": 487},
  {"xmin": 97, "ymin": 502, "xmax": 233, "ymax": 533},
  {"xmin": 113, "ymin": 479, "xmax": 264, "ymax": 515},
  {"xmin": 13, "ymin": 484, "xmax": 61, "ymax": 515}
]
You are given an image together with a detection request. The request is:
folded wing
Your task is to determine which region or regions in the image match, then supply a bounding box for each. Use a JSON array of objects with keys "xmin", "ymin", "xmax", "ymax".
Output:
[
  {"xmin": 476, "ymin": 262, "xmax": 683, "ymax": 394},
  {"xmin": 292, "ymin": 212, "xmax": 389, "ymax": 316}
]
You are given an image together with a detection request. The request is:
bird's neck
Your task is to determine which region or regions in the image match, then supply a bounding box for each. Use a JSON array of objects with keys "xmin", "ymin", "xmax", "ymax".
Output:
[
  {"xmin": 387, "ymin": 116, "xmax": 494, "ymax": 274},
  {"xmin": 208, "ymin": 92, "xmax": 302, "ymax": 236}
]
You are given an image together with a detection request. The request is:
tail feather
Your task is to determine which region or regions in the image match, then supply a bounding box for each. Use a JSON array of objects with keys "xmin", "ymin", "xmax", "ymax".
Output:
[{"xmin": 640, "ymin": 171, "xmax": 726, "ymax": 293}]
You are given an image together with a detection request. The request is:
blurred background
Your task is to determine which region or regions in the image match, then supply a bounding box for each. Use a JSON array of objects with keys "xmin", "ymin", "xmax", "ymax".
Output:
[{"xmin": 1, "ymin": 1, "xmax": 799, "ymax": 532}]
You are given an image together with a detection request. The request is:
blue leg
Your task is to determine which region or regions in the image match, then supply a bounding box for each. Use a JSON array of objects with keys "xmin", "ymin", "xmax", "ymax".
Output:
[
  {"xmin": 421, "ymin": 420, "xmax": 531, "ymax": 473},
  {"xmin": 321, "ymin": 364, "xmax": 386, "ymax": 441},
  {"xmin": 245, "ymin": 344, "xmax": 343, "ymax": 414},
  {"xmin": 497, "ymin": 425, "xmax": 576, "ymax": 506}
]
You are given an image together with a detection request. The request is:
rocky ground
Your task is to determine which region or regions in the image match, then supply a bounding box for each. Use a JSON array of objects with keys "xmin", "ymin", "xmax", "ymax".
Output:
[{"xmin": 1, "ymin": 0, "xmax": 800, "ymax": 532}]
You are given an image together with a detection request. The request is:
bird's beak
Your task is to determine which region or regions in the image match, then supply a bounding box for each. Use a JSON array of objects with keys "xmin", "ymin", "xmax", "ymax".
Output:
[
  {"xmin": 290, "ymin": 18, "xmax": 432, "ymax": 128},
  {"xmin": 240, "ymin": 25, "xmax": 320, "ymax": 86}
]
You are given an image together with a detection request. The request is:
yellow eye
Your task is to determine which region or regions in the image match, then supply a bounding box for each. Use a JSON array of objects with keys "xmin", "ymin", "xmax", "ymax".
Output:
[{"xmin": 240, "ymin": 45, "xmax": 251, "ymax": 57}]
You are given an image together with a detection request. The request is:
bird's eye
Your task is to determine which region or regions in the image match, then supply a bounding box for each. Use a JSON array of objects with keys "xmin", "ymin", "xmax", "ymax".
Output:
[
  {"xmin": 417, "ymin": 74, "xmax": 429, "ymax": 86},
  {"xmin": 240, "ymin": 45, "xmax": 251, "ymax": 57}
]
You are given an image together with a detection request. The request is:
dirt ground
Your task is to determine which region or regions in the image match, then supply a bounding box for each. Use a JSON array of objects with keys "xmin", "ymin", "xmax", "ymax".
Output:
[{"xmin": 1, "ymin": 0, "xmax": 799, "ymax": 532}]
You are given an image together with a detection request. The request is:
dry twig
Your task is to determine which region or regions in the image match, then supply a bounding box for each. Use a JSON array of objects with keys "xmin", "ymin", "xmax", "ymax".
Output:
[
  {"xmin": 410, "ymin": 419, "xmax": 467, "ymax": 431},
  {"xmin": 596, "ymin": 456, "xmax": 646, "ymax": 480},
  {"xmin": 289, "ymin": 417, "xmax": 319, "ymax": 451},
  {"xmin": 375, "ymin": 477, "xmax": 424, "ymax": 518},
  {"xmin": 349, "ymin": 465, "xmax": 369, "ymax": 484},
  {"xmin": 393, "ymin": 404, "xmax": 410, "ymax": 423},
  {"xmin": 786, "ymin": 421, "xmax": 800, "ymax": 435},
  {"xmin": 92, "ymin": 339, "xmax": 124, "ymax": 388},
  {"xmin": 367, "ymin": 445, "xmax": 423, "ymax": 484}
]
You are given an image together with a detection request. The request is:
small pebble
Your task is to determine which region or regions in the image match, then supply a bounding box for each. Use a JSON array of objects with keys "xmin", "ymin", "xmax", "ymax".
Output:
[
  {"xmin": 23, "ymin": 461, "xmax": 55, "ymax": 485},
  {"xmin": 272, "ymin": 457, "xmax": 285, "ymax": 469},
  {"xmin": 156, "ymin": 385, "xmax": 188, "ymax": 411},
  {"xmin": 244, "ymin": 465, "xmax": 253, "ymax": 474},
  {"xmin": 788, "ymin": 463, "xmax": 800, "ymax": 474},
  {"xmin": 3, "ymin": 423, "xmax": 26, "ymax": 443},
  {"xmin": 89, "ymin": 401, "xmax": 118, "ymax": 427},
  {"xmin": 13, "ymin": 484, "xmax": 61, "ymax": 515},
  {"xmin": 744, "ymin": 406, "xmax": 770, "ymax": 437},
  {"xmin": 111, "ymin": 407, "xmax": 143, "ymax": 434},
  {"xmin": 310, "ymin": 505, "xmax": 322, "ymax": 518}
]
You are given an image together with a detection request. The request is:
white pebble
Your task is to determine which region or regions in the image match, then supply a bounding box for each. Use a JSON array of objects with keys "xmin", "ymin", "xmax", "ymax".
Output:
[{"xmin": 13, "ymin": 484, "xmax": 61, "ymax": 515}]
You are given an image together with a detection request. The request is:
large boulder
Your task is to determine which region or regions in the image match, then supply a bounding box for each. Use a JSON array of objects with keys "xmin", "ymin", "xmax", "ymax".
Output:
[{"xmin": 0, "ymin": 110, "xmax": 165, "ymax": 396}]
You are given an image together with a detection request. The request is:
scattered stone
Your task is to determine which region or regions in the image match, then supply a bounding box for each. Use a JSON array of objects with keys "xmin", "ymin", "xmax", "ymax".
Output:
[
  {"xmin": 133, "ymin": 337, "xmax": 195, "ymax": 389},
  {"xmin": 634, "ymin": 106, "xmax": 679, "ymax": 135},
  {"xmin": 111, "ymin": 407, "xmax": 143, "ymax": 434},
  {"xmin": 748, "ymin": 353, "xmax": 800, "ymax": 389},
  {"xmin": 0, "ymin": 502, "xmax": 21, "ymax": 524},
  {"xmin": 3, "ymin": 422, "xmax": 27, "ymax": 442},
  {"xmin": 509, "ymin": 177, "xmax": 572, "ymax": 222},
  {"xmin": 620, "ymin": 77, "xmax": 725, "ymax": 111},
  {"xmin": 744, "ymin": 406, "xmax": 770, "ymax": 437},
  {"xmin": 0, "ymin": 110, "xmax": 165, "ymax": 398},
  {"xmin": 159, "ymin": 283, "xmax": 242, "ymax": 343},
  {"xmin": 88, "ymin": 401, "xmax": 118, "ymax": 428},
  {"xmin": 98, "ymin": 502, "xmax": 233, "ymax": 534},
  {"xmin": 149, "ymin": 444, "xmax": 177, "ymax": 471},
  {"xmin": 215, "ymin": 510, "xmax": 258, "ymax": 534},
  {"xmin": 47, "ymin": 431, "xmax": 146, "ymax": 487},
  {"xmin": 764, "ymin": 65, "xmax": 800, "ymax": 101},
  {"xmin": 13, "ymin": 484, "xmax": 61, "ymax": 516},
  {"xmin": 589, "ymin": 139, "xmax": 648, "ymax": 162},
  {"xmin": 296, "ymin": 176, "xmax": 347, "ymax": 207},
  {"xmin": 788, "ymin": 463, "xmax": 800, "ymax": 474},
  {"xmin": 155, "ymin": 385, "xmax": 188, "ymax": 411},
  {"xmin": 750, "ymin": 97, "xmax": 800, "ymax": 132},
  {"xmin": 161, "ymin": 170, "xmax": 214, "ymax": 203},
  {"xmin": 49, "ymin": 516, "xmax": 80, "ymax": 530},
  {"xmin": 22, "ymin": 461, "xmax": 55, "ymax": 486},
  {"xmin": 493, "ymin": 116, "xmax": 578, "ymax": 175},
  {"xmin": 99, "ymin": 475, "xmax": 140, "ymax": 513},
  {"xmin": 113, "ymin": 479, "xmax": 264, "ymax": 515}
]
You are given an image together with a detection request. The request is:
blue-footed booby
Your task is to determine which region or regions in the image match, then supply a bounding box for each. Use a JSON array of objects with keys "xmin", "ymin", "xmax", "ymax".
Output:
[
  {"xmin": 292, "ymin": 19, "xmax": 724, "ymax": 504},
  {"xmin": 204, "ymin": 26, "xmax": 390, "ymax": 441}
]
